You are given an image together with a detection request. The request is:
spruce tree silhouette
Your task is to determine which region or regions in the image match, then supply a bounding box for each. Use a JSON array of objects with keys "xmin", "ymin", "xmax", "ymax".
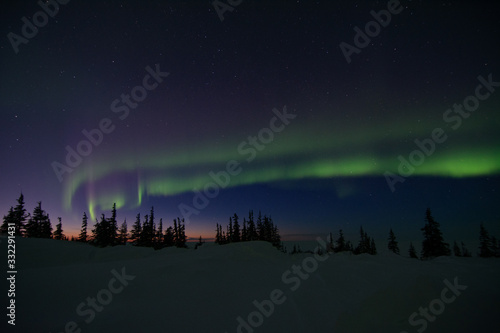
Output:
[{"xmin": 420, "ymin": 208, "xmax": 450, "ymax": 259}]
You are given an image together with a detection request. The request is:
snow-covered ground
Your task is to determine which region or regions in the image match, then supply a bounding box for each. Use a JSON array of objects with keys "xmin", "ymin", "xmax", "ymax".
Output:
[{"xmin": 2, "ymin": 236, "xmax": 499, "ymax": 333}]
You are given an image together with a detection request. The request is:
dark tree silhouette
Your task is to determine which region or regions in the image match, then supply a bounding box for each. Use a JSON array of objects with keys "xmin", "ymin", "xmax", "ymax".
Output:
[
  {"xmin": 130, "ymin": 213, "xmax": 142, "ymax": 245},
  {"xmin": 92, "ymin": 214, "xmax": 108, "ymax": 247},
  {"xmin": 335, "ymin": 229, "xmax": 348, "ymax": 252},
  {"xmin": 78, "ymin": 212, "xmax": 88, "ymax": 242},
  {"xmin": 25, "ymin": 202, "xmax": 44, "ymax": 238},
  {"xmin": 215, "ymin": 211, "xmax": 282, "ymax": 250},
  {"xmin": 13, "ymin": 193, "xmax": 29, "ymax": 236},
  {"xmin": 232, "ymin": 213, "xmax": 240, "ymax": 242},
  {"xmin": 479, "ymin": 222, "xmax": 493, "ymax": 257},
  {"xmin": 388, "ymin": 228, "xmax": 400, "ymax": 254},
  {"xmin": 118, "ymin": 220, "xmax": 128, "ymax": 245},
  {"xmin": 354, "ymin": 227, "xmax": 376, "ymax": 255},
  {"xmin": 461, "ymin": 242, "xmax": 472, "ymax": 257},
  {"xmin": 420, "ymin": 208, "xmax": 450, "ymax": 259},
  {"xmin": 408, "ymin": 242, "xmax": 418, "ymax": 259},
  {"xmin": 0, "ymin": 207, "xmax": 15, "ymax": 234},
  {"xmin": 53, "ymin": 217, "xmax": 64, "ymax": 240},
  {"xmin": 163, "ymin": 226, "xmax": 174, "ymax": 247},
  {"xmin": 108, "ymin": 203, "xmax": 118, "ymax": 245}
]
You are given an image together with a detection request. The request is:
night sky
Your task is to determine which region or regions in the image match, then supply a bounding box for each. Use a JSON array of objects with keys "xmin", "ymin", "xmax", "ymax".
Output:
[{"xmin": 1, "ymin": 0, "xmax": 499, "ymax": 241}]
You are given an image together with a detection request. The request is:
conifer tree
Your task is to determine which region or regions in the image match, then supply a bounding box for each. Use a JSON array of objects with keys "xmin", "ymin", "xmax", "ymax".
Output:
[
  {"xmin": 53, "ymin": 217, "xmax": 64, "ymax": 240},
  {"xmin": 25, "ymin": 202, "xmax": 45, "ymax": 238},
  {"xmin": 155, "ymin": 218, "xmax": 163, "ymax": 248},
  {"xmin": 232, "ymin": 213, "xmax": 240, "ymax": 242},
  {"xmin": 479, "ymin": 222, "xmax": 493, "ymax": 257},
  {"xmin": 369, "ymin": 238, "xmax": 377, "ymax": 255},
  {"xmin": 139, "ymin": 214, "xmax": 150, "ymax": 247},
  {"xmin": 13, "ymin": 193, "xmax": 29, "ymax": 236},
  {"xmin": 118, "ymin": 220, "xmax": 128, "ymax": 245},
  {"xmin": 78, "ymin": 212, "xmax": 88, "ymax": 242},
  {"xmin": 228, "ymin": 217, "xmax": 233, "ymax": 242},
  {"xmin": 335, "ymin": 229, "xmax": 346, "ymax": 252},
  {"xmin": 420, "ymin": 208, "xmax": 450, "ymax": 259},
  {"xmin": 242, "ymin": 219, "xmax": 248, "ymax": 241},
  {"xmin": 164, "ymin": 226, "xmax": 174, "ymax": 247},
  {"xmin": 257, "ymin": 211, "xmax": 264, "ymax": 240},
  {"xmin": 0, "ymin": 207, "xmax": 15, "ymax": 234},
  {"xmin": 92, "ymin": 214, "xmax": 108, "ymax": 246},
  {"xmin": 388, "ymin": 228, "xmax": 400, "ymax": 254},
  {"xmin": 108, "ymin": 203, "xmax": 118, "ymax": 245},
  {"xmin": 130, "ymin": 213, "xmax": 142, "ymax": 245},
  {"xmin": 40, "ymin": 214, "xmax": 53, "ymax": 238},
  {"xmin": 354, "ymin": 226, "xmax": 371, "ymax": 254},
  {"xmin": 453, "ymin": 241, "xmax": 462, "ymax": 257},
  {"xmin": 247, "ymin": 210, "xmax": 258, "ymax": 241},
  {"xmin": 461, "ymin": 242, "xmax": 472, "ymax": 257},
  {"xmin": 408, "ymin": 242, "xmax": 418, "ymax": 259}
]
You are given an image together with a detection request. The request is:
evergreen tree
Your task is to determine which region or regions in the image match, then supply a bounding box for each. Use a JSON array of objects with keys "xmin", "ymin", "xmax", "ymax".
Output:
[
  {"xmin": 130, "ymin": 214, "xmax": 142, "ymax": 245},
  {"xmin": 13, "ymin": 193, "xmax": 29, "ymax": 236},
  {"xmin": 118, "ymin": 220, "xmax": 128, "ymax": 245},
  {"xmin": 215, "ymin": 223, "xmax": 221, "ymax": 244},
  {"xmin": 149, "ymin": 206, "xmax": 156, "ymax": 245},
  {"xmin": 25, "ymin": 202, "xmax": 45, "ymax": 238},
  {"xmin": 257, "ymin": 211, "xmax": 264, "ymax": 240},
  {"xmin": 155, "ymin": 218, "xmax": 163, "ymax": 249},
  {"xmin": 104, "ymin": 203, "xmax": 118, "ymax": 246},
  {"xmin": 420, "ymin": 208, "xmax": 450, "ymax": 259},
  {"xmin": 408, "ymin": 242, "xmax": 418, "ymax": 259},
  {"xmin": 232, "ymin": 213, "xmax": 240, "ymax": 242},
  {"xmin": 479, "ymin": 223, "xmax": 493, "ymax": 257},
  {"xmin": 228, "ymin": 217, "xmax": 233, "ymax": 242},
  {"xmin": 164, "ymin": 226, "xmax": 174, "ymax": 247},
  {"xmin": 194, "ymin": 235, "xmax": 204, "ymax": 249},
  {"xmin": 346, "ymin": 241, "xmax": 354, "ymax": 252},
  {"xmin": 39, "ymin": 214, "xmax": 53, "ymax": 238},
  {"xmin": 175, "ymin": 217, "xmax": 187, "ymax": 248},
  {"xmin": 369, "ymin": 238, "xmax": 377, "ymax": 255},
  {"xmin": 387, "ymin": 228, "xmax": 400, "ymax": 254},
  {"xmin": 0, "ymin": 207, "xmax": 15, "ymax": 234},
  {"xmin": 327, "ymin": 232, "xmax": 334, "ymax": 252},
  {"xmin": 247, "ymin": 210, "xmax": 258, "ymax": 241},
  {"xmin": 335, "ymin": 229, "xmax": 346, "ymax": 252},
  {"xmin": 242, "ymin": 219, "xmax": 248, "ymax": 241},
  {"xmin": 92, "ymin": 214, "xmax": 108, "ymax": 247},
  {"xmin": 78, "ymin": 212, "xmax": 88, "ymax": 242},
  {"xmin": 453, "ymin": 241, "xmax": 462, "ymax": 257},
  {"xmin": 139, "ymin": 214, "xmax": 150, "ymax": 246},
  {"xmin": 53, "ymin": 217, "xmax": 64, "ymax": 240},
  {"xmin": 354, "ymin": 226, "xmax": 371, "ymax": 255},
  {"xmin": 461, "ymin": 242, "xmax": 472, "ymax": 257}
]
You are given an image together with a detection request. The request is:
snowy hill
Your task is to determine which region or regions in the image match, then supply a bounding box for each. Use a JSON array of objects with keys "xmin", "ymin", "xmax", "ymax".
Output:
[{"xmin": 2, "ymin": 236, "xmax": 499, "ymax": 333}]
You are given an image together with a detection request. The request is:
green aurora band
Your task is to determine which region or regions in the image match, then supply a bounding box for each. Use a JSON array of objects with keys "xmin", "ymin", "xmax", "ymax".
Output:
[{"xmin": 62, "ymin": 108, "xmax": 500, "ymax": 220}]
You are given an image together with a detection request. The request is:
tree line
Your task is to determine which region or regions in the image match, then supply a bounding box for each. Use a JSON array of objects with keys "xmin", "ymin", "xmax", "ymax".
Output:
[
  {"xmin": 0, "ymin": 193, "xmax": 189, "ymax": 249},
  {"xmin": 214, "ymin": 210, "xmax": 282, "ymax": 250},
  {"xmin": 302, "ymin": 207, "xmax": 497, "ymax": 259},
  {"xmin": 1, "ymin": 194, "xmax": 499, "ymax": 259}
]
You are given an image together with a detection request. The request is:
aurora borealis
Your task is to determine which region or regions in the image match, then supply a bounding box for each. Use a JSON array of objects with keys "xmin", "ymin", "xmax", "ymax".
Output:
[{"xmin": 1, "ymin": 0, "xmax": 499, "ymax": 240}]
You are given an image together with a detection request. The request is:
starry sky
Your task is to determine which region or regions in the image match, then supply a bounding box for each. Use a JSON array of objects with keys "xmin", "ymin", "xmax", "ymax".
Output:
[{"xmin": 1, "ymin": 0, "xmax": 499, "ymax": 241}]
